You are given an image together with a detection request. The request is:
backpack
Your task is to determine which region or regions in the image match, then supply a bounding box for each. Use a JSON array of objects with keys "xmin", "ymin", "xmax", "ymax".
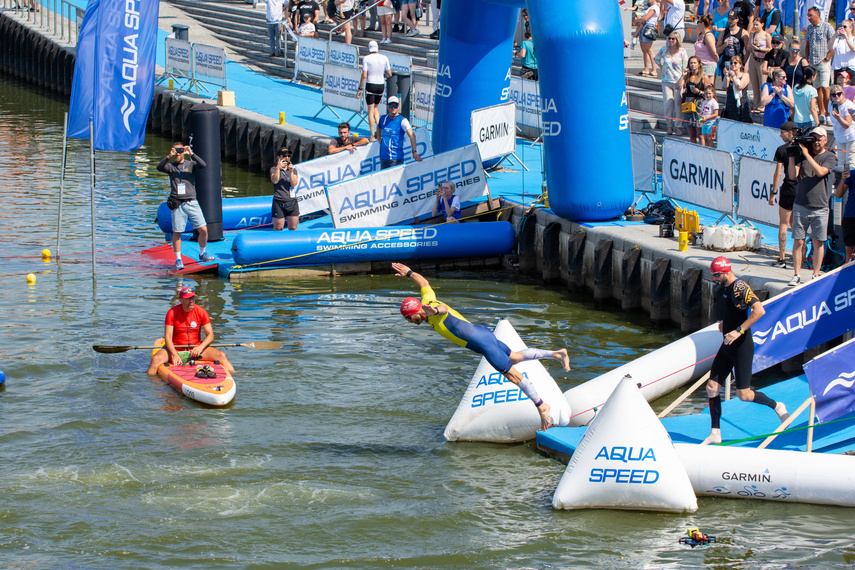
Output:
[{"xmin": 641, "ymin": 199, "xmax": 676, "ymax": 225}]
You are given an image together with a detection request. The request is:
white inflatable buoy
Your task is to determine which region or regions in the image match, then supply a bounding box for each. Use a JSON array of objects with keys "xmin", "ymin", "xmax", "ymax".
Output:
[
  {"xmin": 443, "ymin": 319, "xmax": 571, "ymax": 443},
  {"xmin": 565, "ymin": 323, "xmax": 721, "ymax": 426},
  {"xmin": 552, "ymin": 376, "xmax": 697, "ymax": 512},
  {"xmin": 676, "ymin": 443, "xmax": 855, "ymax": 506}
]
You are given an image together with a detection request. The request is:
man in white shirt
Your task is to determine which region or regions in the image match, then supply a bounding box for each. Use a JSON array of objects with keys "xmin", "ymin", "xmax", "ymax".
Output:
[
  {"xmin": 357, "ymin": 41, "xmax": 393, "ymax": 141},
  {"xmin": 266, "ymin": 0, "xmax": 285, "ymax": 57}
]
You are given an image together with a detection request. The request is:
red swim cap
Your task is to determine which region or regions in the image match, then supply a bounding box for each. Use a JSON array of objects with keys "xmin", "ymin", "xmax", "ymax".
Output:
[
  {"xmin": 710, "ymin": 256, "xmax": 731, "ymax": 274},
  {"xmin": 400, "ymin": 297, "xmax": 422, "ymax": 317}
]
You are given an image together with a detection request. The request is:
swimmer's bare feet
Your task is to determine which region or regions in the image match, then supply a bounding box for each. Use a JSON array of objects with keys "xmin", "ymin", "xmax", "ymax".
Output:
[
  {"xmin": 701, "ymin": 428, "xmax": 721, "ymax": 445},
  {"xmin": 555, "ymin": 348, "xmax": 571, "ymax": 372},
  {"xmin": 537, "ymin": 402, "xmax": 552, "ymax": 431}
]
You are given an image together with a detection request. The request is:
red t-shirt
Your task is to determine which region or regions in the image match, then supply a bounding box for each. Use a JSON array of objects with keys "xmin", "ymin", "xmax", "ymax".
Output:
[{"xmin": 165, "ymin": 305, "xmax": 211, "ymax": 347}]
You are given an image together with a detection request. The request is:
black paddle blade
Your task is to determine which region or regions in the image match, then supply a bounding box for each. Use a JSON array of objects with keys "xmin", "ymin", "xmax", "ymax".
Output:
[{"xmin": 92, "ymin": 345, "xmax": 136, "ymax": 353}]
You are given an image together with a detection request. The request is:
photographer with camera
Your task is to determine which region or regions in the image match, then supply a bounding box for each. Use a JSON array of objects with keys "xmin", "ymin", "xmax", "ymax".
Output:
[
  {"xmin": 270, "ymin": 147, "xmax": 300, "ymax": 231},
  {"xmin": 769, "ymin": 122, "xmax": 799, "ymax": 268},
  {"xmin": 786, "ymin": 127, "xmax": 836, "ymax": 285},
  {"xmin": 157, "ymin": 142, "xmax": 211, "ymax": 270}
]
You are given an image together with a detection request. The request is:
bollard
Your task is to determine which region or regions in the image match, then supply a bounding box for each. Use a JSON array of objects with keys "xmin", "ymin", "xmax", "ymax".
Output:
[
  {"xmin": 516, "ymin": 214, "xmax": 538, "ymax": 273},
  {"xmin": 190, "ymin": 103, "xmax": 224, "ymax": 241}
]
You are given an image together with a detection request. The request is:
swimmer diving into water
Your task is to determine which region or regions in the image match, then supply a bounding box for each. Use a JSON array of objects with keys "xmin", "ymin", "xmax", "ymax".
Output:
[{"xmin": 392, "ymin": 262, "xmax": 571, "ymax": 431}]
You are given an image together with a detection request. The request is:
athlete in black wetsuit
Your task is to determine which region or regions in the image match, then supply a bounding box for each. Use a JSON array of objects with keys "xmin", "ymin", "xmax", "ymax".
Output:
[{"xmin": 703, "ymin": 257, "xmax": 789, "ymax": 445}]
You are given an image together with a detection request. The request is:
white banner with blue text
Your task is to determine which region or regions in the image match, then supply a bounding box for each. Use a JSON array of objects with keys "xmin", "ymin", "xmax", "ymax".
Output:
[
  {"xmin": 470, "ymin": 102, "xmax": 516, "ymax": 162},
  {"xmin": 752, "ymin": 261, "xmax": 855, "ymax": 373},
  {"xmin": 328, "ymin": 43, "xmax": 360, "ymax": 69},
  {"xmin": 662, "ymin": 139, "xmax": 734, "ymax": 214},
  {"xmin": 379, "ymin": 50, "xmax": 412, "ymax": 76},
  {"xmin": 165, "ymin": 37, "xmax": 192, "ymax": 78},
  {"xmin": 736, "ymin": 155, "xmax": 779, "ymax": 227},
  {"xmin": 716, "ymin": 119, "xmax": 780, "ymax": 163},
  {"xmin": 296, "ymin": 36, "xmax": 328, "ymax": 77},
  {"xmin": 412, "ymin": 78, "xmax": 435, "ymax": 124},
  {"xmin": 291, "ymin": 127, "xmax": 434, "ymax": 216},
  {"xmin": 326, "ymin": 143, "xmax": 488, "ymax": 228},
  {"xmin": 508, "ymin": 76, "xmax": 541, "ymax": 130},
  {"xmin": 631, "ymin": 133, "xmax": 656, "ymax": 193},
  {"xmin": 322, "ymin": 63, "xmax": 362, "ymax": 114}
]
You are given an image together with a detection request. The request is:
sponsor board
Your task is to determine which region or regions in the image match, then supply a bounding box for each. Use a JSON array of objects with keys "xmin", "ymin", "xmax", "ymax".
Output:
[
  {"xmin": 326, "ymin": 143, "xmax": 488, "ymax": 228},
  {"xmin": 736, "ymin": 155, "xmax": 779, "ymax": 227},
  {"xmin": 663, "ymin": 138, "xmax": 734, "ymax": 214},
  {"xmin": 470, "ymin": 102, "xmax": 516, "ymax": 161}
]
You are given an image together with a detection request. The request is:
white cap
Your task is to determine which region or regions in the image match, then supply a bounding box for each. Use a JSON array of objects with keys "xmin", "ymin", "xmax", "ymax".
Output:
[
  {"xmin": 810, "ymin": 127, "xmax": 827, "ymax": 138},
  {"xmin": 368, "ymin": 40, "xmax": 378, "ymax": 52},
  {"xmin": 387, "ymin": 96, "xmax": 400, "ymax": 105}
]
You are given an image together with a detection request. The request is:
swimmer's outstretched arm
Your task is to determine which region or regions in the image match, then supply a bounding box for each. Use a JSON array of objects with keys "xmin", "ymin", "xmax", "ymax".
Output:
[{"xmin": 392, "ymin": 262, "xmax": 430, "ymax": 288}]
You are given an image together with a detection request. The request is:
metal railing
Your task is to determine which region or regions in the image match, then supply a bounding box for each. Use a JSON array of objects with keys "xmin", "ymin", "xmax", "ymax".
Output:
[
  {"xmin": 327, "ymin": 0, "xmax": 383, "ymax": 43},
  {"xmin": 1, "ymin": 0, "xmax": 82, "ymax": 46}
]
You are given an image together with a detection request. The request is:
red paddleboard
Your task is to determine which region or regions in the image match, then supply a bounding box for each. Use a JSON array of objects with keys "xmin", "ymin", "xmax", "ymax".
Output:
[{"xmin": 152, "ymin": 338, "xmax": 236, "ymax": 406}]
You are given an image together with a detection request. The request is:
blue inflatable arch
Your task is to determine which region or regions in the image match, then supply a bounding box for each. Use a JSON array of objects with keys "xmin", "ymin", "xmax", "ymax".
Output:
[{"xmin": 432, "ymin": 0, "xmax": 632, "ymax": 221}]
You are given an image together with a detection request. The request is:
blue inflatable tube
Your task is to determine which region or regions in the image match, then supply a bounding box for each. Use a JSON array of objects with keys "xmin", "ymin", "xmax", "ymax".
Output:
[
  {"xmin": 433, "ymin": 0, "xmax": 632, "ymax": 221},
  {"xmin": 157, "ymin": 196, "xmax": 273, "ymax": 234},
  {"xmin": 231, "ymin": 222, "xmax": 516, "ymax": 267}
]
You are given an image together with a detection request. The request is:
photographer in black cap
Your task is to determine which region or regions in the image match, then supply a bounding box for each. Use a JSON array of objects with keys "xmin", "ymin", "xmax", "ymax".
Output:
[
  {"xmin": 786, "ymin": 126, "xmax": 836, "ymax": 285},
  {"xmin": 270, "ymin": 147, "xmax": 300, "ymax": 231}
]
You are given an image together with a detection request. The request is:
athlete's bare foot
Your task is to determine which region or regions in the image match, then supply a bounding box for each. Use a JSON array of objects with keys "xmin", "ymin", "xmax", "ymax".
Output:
[
  {"xmin": 701, "ymin": 428, "xmax": 721, "ymax": 445},
  {"xmin": 537, "ymin": 402, "xmax": 552, "ymax": 431},
  {"xmin": 554, "ymin": 348, "xmax": 571, "ymax": 372},
  {"xmin": 775, "ymin": 402, "xmax": 789, "ymax": 423}
]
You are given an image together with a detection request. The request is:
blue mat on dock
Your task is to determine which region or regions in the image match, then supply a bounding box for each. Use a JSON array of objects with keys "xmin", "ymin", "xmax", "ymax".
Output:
[{"xmin": 537, "ymin": 375, "xmax": 855, "ymax": 456}]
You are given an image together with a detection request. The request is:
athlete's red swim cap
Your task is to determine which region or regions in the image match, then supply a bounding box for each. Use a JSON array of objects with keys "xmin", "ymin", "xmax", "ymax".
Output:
[
  {"xmin": 710, "ymin": 256, "xmax": 731, "ymax": 274},
  {"xmin": 400, "ymin": 297, "xmax": 422, "ymax": 317}
]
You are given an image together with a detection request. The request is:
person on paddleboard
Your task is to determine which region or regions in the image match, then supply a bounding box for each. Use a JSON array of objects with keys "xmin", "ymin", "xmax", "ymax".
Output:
[
  {"xmin": 147, "ymin": 287, "xmax": 235, "ymax": 375},
  {"xmin": 392, "ymin": 262, "xmax": 571, "ymax": 431},
  {"xmin": 702, "ymin": 256, "xmax": 788, "ymax": 445}
]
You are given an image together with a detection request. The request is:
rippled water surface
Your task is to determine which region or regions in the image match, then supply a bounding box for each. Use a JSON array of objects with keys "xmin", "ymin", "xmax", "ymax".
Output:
[{"xmin": 2, "ymin": 77, "xmax": 855, "ymax": 568}]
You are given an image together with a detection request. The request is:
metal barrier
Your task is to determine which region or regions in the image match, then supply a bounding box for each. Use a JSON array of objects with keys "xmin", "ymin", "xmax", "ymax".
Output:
[{"xmin": 1, "ymin": 0, "xmax": 82, "ymax": 46}]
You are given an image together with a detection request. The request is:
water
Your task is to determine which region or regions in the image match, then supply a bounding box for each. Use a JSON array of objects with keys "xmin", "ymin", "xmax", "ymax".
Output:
[{"xmin": 2, "ymin": 77, "xmax": 855, "ymax": 568}]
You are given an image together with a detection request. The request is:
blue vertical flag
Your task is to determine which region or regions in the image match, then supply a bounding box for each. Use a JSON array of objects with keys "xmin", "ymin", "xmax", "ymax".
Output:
[
  {"xmin": 804, "ymin": 338, "xmax": 855, "ymax": 423},
  {"xmin": 67, "ymin": 0, "xmax": 160, "ymax": 151}
]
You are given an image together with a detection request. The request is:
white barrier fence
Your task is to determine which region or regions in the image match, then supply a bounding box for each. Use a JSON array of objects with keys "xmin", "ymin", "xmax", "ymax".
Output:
[
  {"xmin": 662, "ymin": 138, "xmax": 735, "ymax": 216},
  {"xmin": 291, "ymin": 127, "xmax": 434, "ymax": 216},
  {"xmin": 161, "ymin": 38, "xmax": 228, "ymax": 91},
  {"xmin": 326, "ymin": 144, "xmax": 488, "ymax": 228},
  {"xmin": 631, "ymin": 133, "xmax": 656, "ymax": 194},
  {"xmin": 470, "ymin": 102, "xmax": 516, "ymax": 162},
  {"xmin": 736, "ymin": 155, "xmax": 781, "ymax": 228}
]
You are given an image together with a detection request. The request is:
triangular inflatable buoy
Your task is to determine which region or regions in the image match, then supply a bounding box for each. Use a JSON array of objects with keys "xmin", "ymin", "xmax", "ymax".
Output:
[
  {"xmin": 552, "ymin": 377, "xmax": 697, "ymax": 512},
  {"xmin": 443, "ymin": 319, "xmax": 571, "ymax": 442}
]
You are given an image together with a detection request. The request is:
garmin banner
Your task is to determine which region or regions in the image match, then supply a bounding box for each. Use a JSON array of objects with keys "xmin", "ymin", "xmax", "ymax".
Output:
[
  {"xmin": 716, "ymin": 119, "xmax": 780, "ymax": 162},
  {"xmin": 470, "ymin": 102, "xmax": 516, "ymax": 162},
  {"xmin": 736, "ymin": 155, "xmax": 779, "ymax": 227},
  {"xmin": 326, "ymin": 143, "xmax": 488, "ymax": 228},
  {"xmin": 752, "ymin": 261, "xmax": 855, "ymax": 373},
  {"xmin": 67, "ymin": 0, "xmax": 160, "ymax": 151},
  {"xmin": 291, "ymin": 127, "xmax": 433, "ymax": 216},
  {"xmin": 662, "ymin": 139, "xmax": 734, "ymax": 214},
  {"xmin": 508, "ymin": 76, "xmax": 541, "ymax": 130},
  {"xmin": 322, "ymin": 63, "xmax": 362, "ymax": 114},
  {"xmin": 804, "ymin": 338, "xmax": 855, "ymax": 423},
  {"xmin": 631, "ymin": 133, "xmax": 655, "ymax": 192}
]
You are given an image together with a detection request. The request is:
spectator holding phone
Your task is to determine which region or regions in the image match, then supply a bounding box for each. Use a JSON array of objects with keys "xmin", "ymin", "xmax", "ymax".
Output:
[{"xmin": 829, "ymin": 84, "xmax": 855, "ymax": 172}]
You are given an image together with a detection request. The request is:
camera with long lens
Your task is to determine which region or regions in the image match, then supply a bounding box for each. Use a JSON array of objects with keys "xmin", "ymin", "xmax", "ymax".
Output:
[{"xmin": 786, "ymin": 127, "xmax": 817, "ymax": 157}]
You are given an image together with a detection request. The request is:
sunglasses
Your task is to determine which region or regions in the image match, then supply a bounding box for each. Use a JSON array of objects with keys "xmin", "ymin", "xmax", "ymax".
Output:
[{"xmin": 712, "ymin": 273, "xmax": 723, "ymax": 277}]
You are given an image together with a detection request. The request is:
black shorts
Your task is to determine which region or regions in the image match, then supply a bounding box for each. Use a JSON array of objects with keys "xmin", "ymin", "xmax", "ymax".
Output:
[
  {"xmin": 365, "ymin": 82, "xmax": 384, "ymax": 105},
  {"xmin": 339, "ymin": 8, "xmax": 354, "ymax": 20},
  {"xmin": 272, "ymin": 198, "xmax": 300, "ymax": 219},
  {"xmin": 710, "ymin": 336, "xmax": 754, "ymax": 391},
  {"xmin": 778, "ymin": 183, "xmax": 796, "ymax": 211},
  {"xmin": 843, "ymin": 217, "xmax": 855, "ymax": 247}
]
